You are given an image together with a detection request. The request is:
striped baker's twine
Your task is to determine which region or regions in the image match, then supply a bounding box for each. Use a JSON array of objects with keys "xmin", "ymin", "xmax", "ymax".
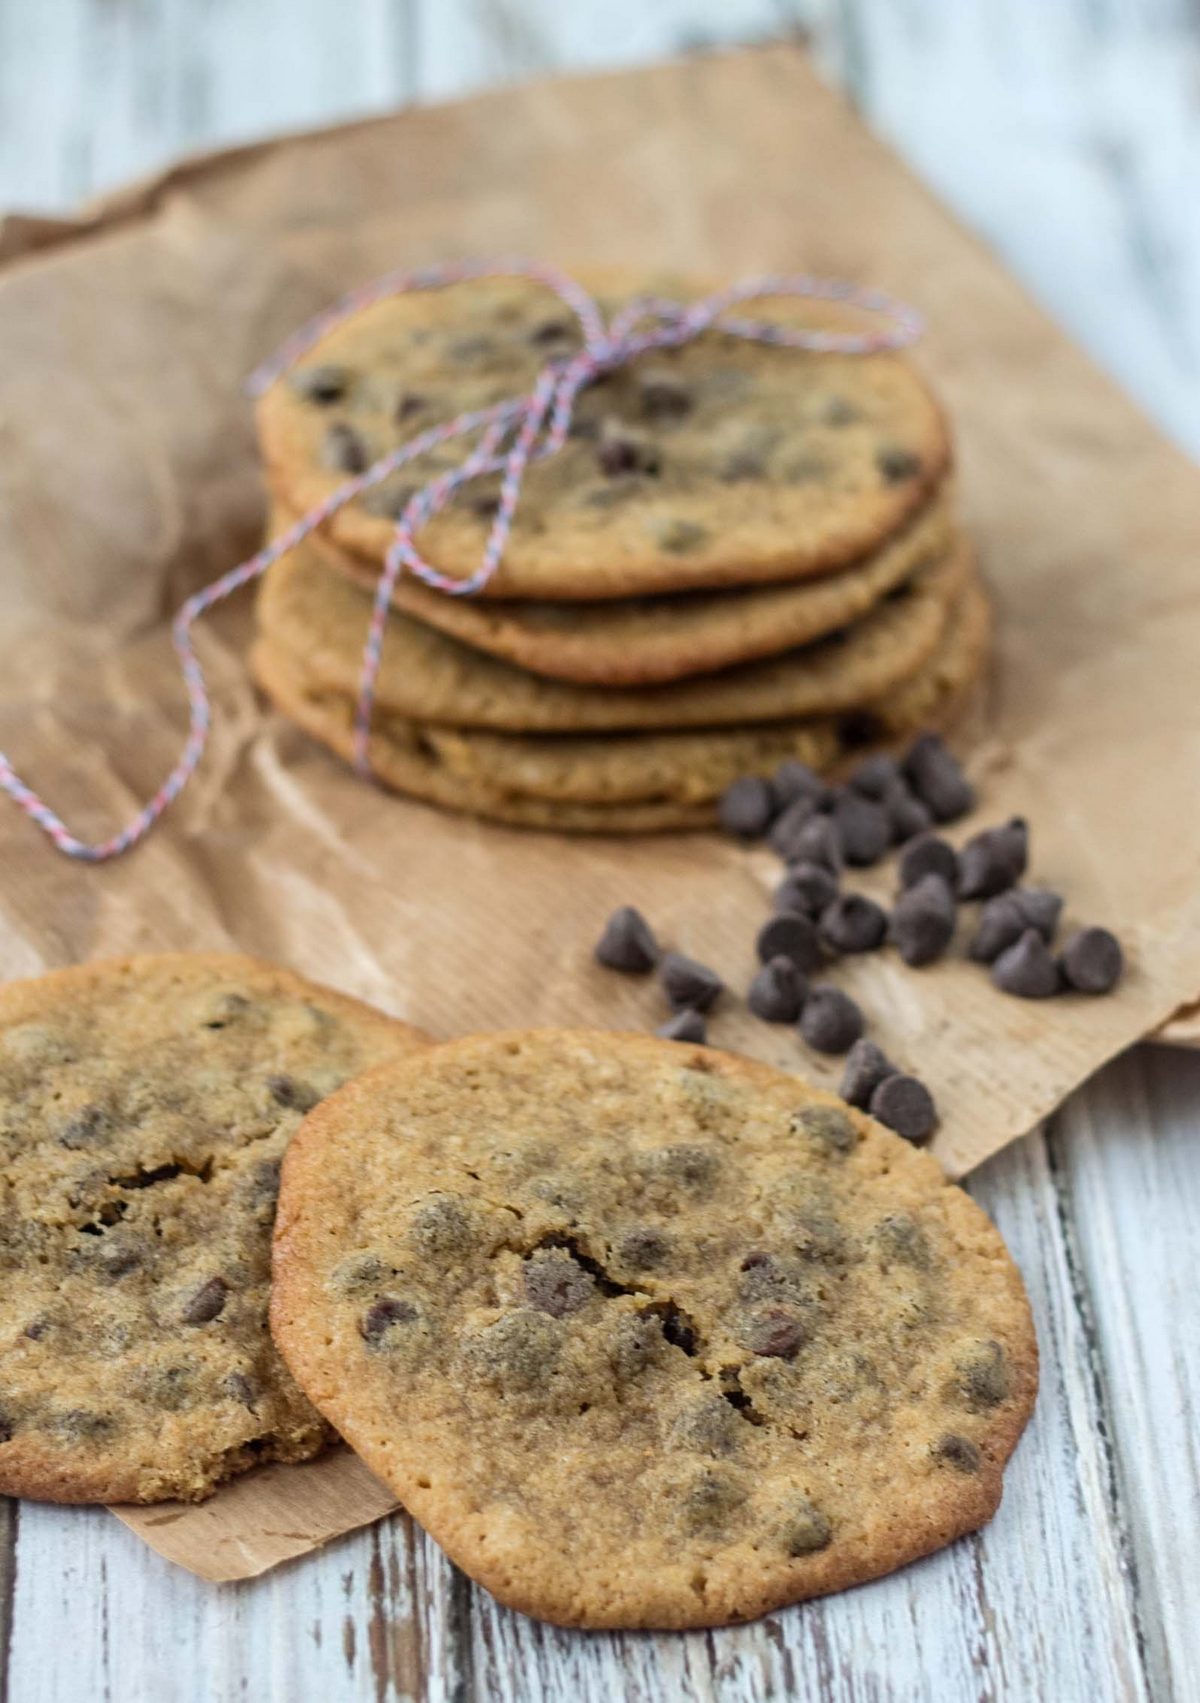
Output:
[{"xmin": 0, "ymin": 258, "xmax": 923, "ymax": 861}]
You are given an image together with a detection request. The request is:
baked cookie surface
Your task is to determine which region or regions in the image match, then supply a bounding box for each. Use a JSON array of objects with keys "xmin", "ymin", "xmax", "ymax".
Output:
[
  {"xmin": 288, "ymin": 486, "xmax": 954, "ymax": 686},
  {"xmin": 271, "ymin": 1031, "xmax": 1037, "ymax": 1628},
  {"xmin": 0, "ymin": 953, "xmax": 426, "ymax": 1504},
  {"xmin": 256, "ymin": 532, "xmax": 968, "ymax": 734},
  {"xmin": 257, "ymin": 269, "xmax": 951, "ymax": 600}
]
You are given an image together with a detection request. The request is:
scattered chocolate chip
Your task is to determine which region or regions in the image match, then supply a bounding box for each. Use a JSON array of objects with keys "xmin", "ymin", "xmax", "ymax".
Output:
[
  {"xmin": 958, "ymin": 818, "xmax": 1029, "ymax": 899},
  {"xmin": 290, "ymin": 363, "xmax": 349, "ymax": 404},
  {"xmin": 1014, "ymin": 887, "xmax": 1064, "ymax": 941},
  {"xmin": 781, "ymin": 1495, "xmax": 833, "ymax": 1555},
  {"xmin": 739, "ymin": 1306, "xmax": 807, "ymax": 1358},
  {"xmin": 529, "ymin": 317, "xmax": 574, "ymax": 347},
  {"xmin": 661, "ymin": 952, "xmax": 724, "ymax": 1012},
  {"xmin": 224, "ymin": 1372, "xmax": 258, "ymax": 1409},
  {"xmin": 969, "ymin": 893, "xmax": 1027, "ymax": 963},
  {"xmin": 360, "ymin": 1296, "xmax": 419, "ymax": 1343},
  {"xmin": 839, "ymin": 1038, "xmax": 897, "ymax": 1109},
  {"xmin": 320, "ymin": 421, "xmax": 369, "ymax": 474},
  {"xmin": 267, "ymin": 1073, "xmax": 320, "ymax": 1113},
  {"xmin": 181, "ymin": 1276, "xmax": 227, "ymax": 1325},
  {"xmin": 792, "ymin": 1103, "xmax": 857, "ymax": 1153},
  {"xmin": 881, "ymin": 777, "xmax": 934, "ymax": 843},
  {"xmin": 23, "ymin": 1320, "xmax": 48, "ymax": 1342},
  {"xmin": 595, "ymin": 904, "xmax": 660, "ymax": 973},
  {"xmin": 718, "ymin": 775, "xmax": 776, "ymax": 838},
  {"xmin": 903, "ymin": 734, "xmax": 975, "ymax": 823},
  {"xmin": 798, "ymin": 985, "xmax": 864, "ymax": 1054},
  {"xmin": 638, "ymin": 368, "xmax": 692, "ymax": 420},
  {"xmin": 889, "ymin": 873, "xmax": 956, "ymax": 966},
  {"xmin": 394, "ymin": 391, "xmax": 427, "ymax": 421},
  {"xmin": 756, "ymin": 912, "xmax": 822, "ymax": 973},
  {"xmin": 523, "ymin": 1249, "xmax": 595, "ymax": 1317},
  {"xmin": 616, "ymin": 1228, "xmax": 671, "ymax": 1269},
  {"xmin": 773, "ymin": 761, "xmax": 831, "ymax": 809},
  {"xmin": 469, "ymin": 1310, "xmax": 563, "ymax": 1387},
  {"xmin": 876, "ymin": 445, "xmax": 922, "ymax": 483},
  {"xmin": 869, "ymin": 1074, "xmax": 937, "ymax": 1144},
  {"xmin": 748, "ymin": 956, "xmax": 809, "ymax": 1023},
  {"xmin": 933, "ymin": 1433, "xmax": 982, "ymax": 1473},
  {"xmin": 469, "ymin": 493, "xmax": 501, "ymax": 521},
  {"xmin": 848, "ymin": 754, "xmax": 902, "ymax": 799},
  {"xmin": 658, "ymin": 1009, "xmax": 707, "ymax": 1044},
  {"xmin": 820, "ymin": 893, "xmax": 888, "ymax": 954},
  {"xmin": 651, "ymin": 517, "xmax": 708, "ymax": 554},
  {"xmin": 774, "ymin": 862, "xmax": 839, "ymax": 918},
  {"xmin": 767, "ymin": 794, "xmax": 821, "ymax": 860},
  {"xmin": 1060, "ymin": 927, "xmax": 1124, "ymax": 994},
  {"xmin": 832, "ymin": 790, "xmax": 891, "ymax": 866},
  {"xmin": 785, "ymin": 814, "xmax": 844, "ymax": 874},
  {"xmin": 957, "ymin": 1341, "xmax": 1010, "ymax": 1409},
  {"xmin": 597, "ymin": 420, "xmax": 661, "ymax": 477},
  {"xmin": 409, "ymin": 1196, "xmax": 476, "ymax": 1260},
  {"xmin": 898, "ymin": 831, "xmax": 960, "ymax": 890},
  {"xmin": 992, "ymin": 929, "xmax": 1061, "ymax": 998}
]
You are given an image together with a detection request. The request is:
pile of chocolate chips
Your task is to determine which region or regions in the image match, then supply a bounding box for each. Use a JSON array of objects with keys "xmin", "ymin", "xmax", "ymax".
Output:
[{"xmin": 594, "ymin": 733, "xmax": 1124, "ymax": 1149}]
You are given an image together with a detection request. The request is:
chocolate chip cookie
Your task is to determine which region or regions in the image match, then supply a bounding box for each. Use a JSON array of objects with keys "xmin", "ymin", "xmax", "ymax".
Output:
[
  {"xmin": 257, "ymin": 267, "xmax": 951, "ymax": 600},
  {"xmin": 256, "ymin": 531, "xmax": 968, "ymax": 734},
  {"xmin": 289, "ymin": 488, "xmax": 955, "ymax": 686},
  {"xmin": 271, "ymin": 1031, "xmax": 1036, "ymax": 1628},
  {"xmin": 0, "ymin": 954, "xmax": 426, "ymax": 1503}
]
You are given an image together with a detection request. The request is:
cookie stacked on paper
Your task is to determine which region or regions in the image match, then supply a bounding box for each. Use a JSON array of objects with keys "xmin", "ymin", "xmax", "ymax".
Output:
[{"xmin": 252, "ymin": 270, "xmax": 988, "ymax": 830}]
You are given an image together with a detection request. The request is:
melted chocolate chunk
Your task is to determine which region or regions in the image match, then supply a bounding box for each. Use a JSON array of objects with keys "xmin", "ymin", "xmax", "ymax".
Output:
[
  {"xmin": 933, "ymin": 1433, "xmax": 982, "ymax": 1472},
  {"xmin": 360, "ymin": 1297, "xmax": 419, "ymax": 1344},
  {"xmin": 181, "ymin": 1276, "xmax": 228, "ymax": 1325},
  {"xmin": 781, "ymin": 1495, "xmax": 833, "ymax": 1555},
  {"xmin": 739, "ymin": 1306, "xmax": 807, "ymax": 1358},
  {"xmin": 320, "ymin": 422, "xmax": 369, "ymax": 474},
  {"xmin": 523, "ymin": 1248, "xmax": 595, "ymax": 1317},
  {"xmin": 267, "ymin": 1074, "xmax": 320, "ymax": 1113}
]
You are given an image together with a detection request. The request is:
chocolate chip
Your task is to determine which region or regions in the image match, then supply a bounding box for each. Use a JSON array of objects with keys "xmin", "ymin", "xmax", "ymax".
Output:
[
  {"xmin": 969, "ymin": 893, "xmax": 1026, "ymax": 963},
  {"xmin": 448, "ymin": 334, "xmax": 495, "ymax": 362},
  {"xmin": 95, "ymin": 1235, "xmax": 143, "ymax": 1280},
  {"xmin": 661, "ymin": 951, "xmax": 724, "ymax": 1012},
  {"xmin": 820, "ymin": 893, "xmax": 888, "ymax": 954},
  {"xmin": 682, "ymin": 1469, "xmax": 747, "ymax": 1531},
  {"xmin": 523, "ymin": 1249, "xmax": 595, "ymax": 1318},
  {"xmin": 1014, "ymin": 887, "xmax": 1063, "ymax": 942},
  {"xmin": 718, "ymin": 775, "xmax": 776, "ymax": 838},
  {"xmin": 781, "ymin": 1495, "xmax": 833, "ymax": 1555},
  {"xmin": 469, "ymin": 493, "xmax": 501, "ymax": 521},
  {"xmin": 767, "ymin": 794, "xmax": 821, "ymax": 860},
  {"xmin": 224, "ymin": 1372, "xmax": 258, "ymax": 1410},
  {"xmin": 409, "ymin": 1196, "xmax": 476, "ymax": 1260},
  {"xmin": 738, "ymin": 1249, "xmax": 819, "ymax": 1302},
  {"xmin": 839, "ymin": 1038, "xmax": 897, "ymax": 1109},
  {"xmin": 992, "ymin": 929, "xmax": 1061, "ymax": 998},
  {"xmin": 739, "ymin": 1306, "xmax": 807, "ymax": 1358},
  {"xmin": 394, "ymin": 391, "xmax": 427, "ymax": 421},
  {"xmin": 933, "ymin": 1433, "xmax": 982, "ymax": 1473},
  {"xmin": 718, "ymin": 448, "xmax": 766, "ymax": 481},
  {"xmin": 957, "ymin": 1341, "xmax": 1010, "ymax": 1409},
  {"xmin": 595, "ymin": 905, "xmax": 660, "ymax": 973},
  {"xmin": 529, "ymin": 317, "xmax": 574, "ymax": 346},
  {"xmin": 869, "ymin": 1074, "xmax": 937, "ymax": 1144},
  {"xmin": 1060, "ymin": 927, "xmax": 1123, "ymax": 995},
  {"xmin": 876, "ymin": 445, "xmax": 922, "ymax": 483},
  {"xmin": 798, "ymin": 985, "xmax": 864, "ymax": 1054},
  {"xmin": 848, "ymin": 754, "xmax": 901, "ymax": 799},
  {"xmin": 832, "ymin": 790, "xmax": 891, "ymax": 866},
  {"xmin": 903, "ymin": 734, "xmax": 975, "ymax": 823},
  {"xmin": 657, "ymin": 1009, "xmax": 708, "ymax": 1044},
  {"xmin": 0, "ymin": 1410, "xmax": 13, "ymax": 1444},
  {"xmin": 609, "ymin": 1312, "xmax": 665, "ymax": 1376},
  {"xmin": 267, "ymin": 1074, "xmax": 320, "ymax": 1113},
  {"xmin": 181, "ymin": 1276, "xmax": 227, "ymax": 1325},
  {"xmin": 872, "ymin": 1212, "xmax": 931, "ymax": 1268},
  {"xmin": 360, "ymin": 1296, "xmax": 419, "ymax": 1343},
  {"xmin": 23, "ymin": 1319, "xmax": 48, "ymax": 1341},
  {"xmin": 773, "ymin": 761, "xmax": 831, "ymax": 809},
  {"xmin": 774, "ymin": 862, "xmax": 839, "ymax": 918},
  {"xmin": 881, "ymin": 777, "xmax": 934, "ymax": 843},
  {"xmin": 638, "ymin": 368, "xmax": 692, "ymax": 420},
  {"xmin": 958, "ymin": 818, "xmax": 1028, "ymax": 899},
  {"xmin": 650, "ymin": 517, "xmax": 708, "ymax": 554},
  {"xmin": 671, "ymin": 1396, "xmax": 740, "ymax": 1455},
  {"xmin": 756, "ymin": 912, "xmax": 822, "ymax": 973},
  {"xmin": 616, "ymin": 1227, "xmax": 671, "ymax": 1269},
  {"xmin": 290, "ymin": 364, "xmax": 349, "ymax": 404},
  {"xmin": 748, "ymin": 956, "xmax": 808, "ymax": 1023},
  {"xmin": 889, "ymin": 873, "xmax": 956, "ymax": 966},
  {"xmin": 597, "ymin": 420, "xmax": 660, "ymax": 476},
  {"xmin": 791, "ymin": 1103, "xmax": 857, "ymax": 1153},
  {"xmin": 784, "ymin": 814, "xmax": 843, "ymax": 874},
  {"xmin": 57, "ymin": 1104, "xmax": 111, "ymax": 1150},
  {"xmin": 821, "ymin": 396, "xmax": 859, "ymax": 426},
  {"xmin": 56, "ymin": 1409, "xmax": 115, "ymax": 1442},
  {"xmin": 469, "ymin": 1310, "xmax": 563, "ymax": 1387},
  {"xmin": 320, "ymin": 421, "xmax": 369, "ymax": 474},
  {"xmin": 898, "ymin": 832, "xmax": 959, "ymax": 890}
]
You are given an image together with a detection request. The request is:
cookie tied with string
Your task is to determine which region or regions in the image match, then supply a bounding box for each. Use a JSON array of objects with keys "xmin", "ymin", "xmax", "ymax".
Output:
[{"xmin": 271, "ymin": 1030, "xmax": 1037, "ymax": 1630}]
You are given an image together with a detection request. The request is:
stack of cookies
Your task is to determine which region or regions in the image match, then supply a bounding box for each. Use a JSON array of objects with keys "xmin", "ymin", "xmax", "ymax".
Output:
[{"xmin": 252, "ymin": 271, "xmax": 988, "ymax": 832}]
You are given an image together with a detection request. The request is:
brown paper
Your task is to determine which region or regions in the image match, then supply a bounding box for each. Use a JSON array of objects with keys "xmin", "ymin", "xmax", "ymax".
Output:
[{"xmin": 2, "ymin": 45, "xmax": 1199, "ymax": 1579}]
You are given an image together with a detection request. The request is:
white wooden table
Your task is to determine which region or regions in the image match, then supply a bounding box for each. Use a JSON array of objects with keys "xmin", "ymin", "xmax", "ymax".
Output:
[{"xmin": 1, "ymin": 5, "xmax": 1198, "ymax": 1700}]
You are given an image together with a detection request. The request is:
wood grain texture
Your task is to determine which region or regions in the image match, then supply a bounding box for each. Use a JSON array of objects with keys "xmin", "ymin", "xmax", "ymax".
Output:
[{"xmin": 0, "ymin": 2, "xmax": 1198, "ymax": 1699}]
